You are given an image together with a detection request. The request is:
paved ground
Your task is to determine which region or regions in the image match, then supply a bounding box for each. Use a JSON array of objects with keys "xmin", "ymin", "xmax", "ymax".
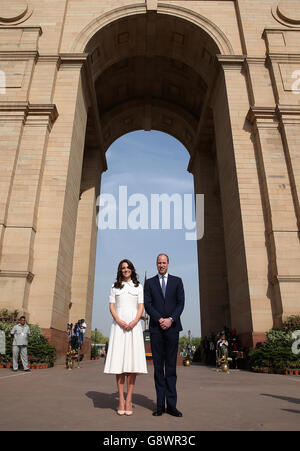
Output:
[{"xmin": 0, "ymin": 358, "xmax": 300, "ymax": 431}]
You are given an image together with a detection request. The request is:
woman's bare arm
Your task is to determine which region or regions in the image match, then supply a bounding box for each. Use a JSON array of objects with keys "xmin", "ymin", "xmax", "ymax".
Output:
[
  {"xmin": 127, "ymin": 303, "xmax": 144, "ymax": 330},
  {"xmin": 109, "ymin": 303, "xmax": 129, "ymax": 330}
]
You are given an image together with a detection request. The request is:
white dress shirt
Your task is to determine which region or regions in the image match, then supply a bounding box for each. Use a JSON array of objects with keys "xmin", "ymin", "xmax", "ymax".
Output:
[
  {"xmin": 11, "ymin": 324, "xmax": 30, "ymax": 346},
  {"xmin": 158, "ymin": 272, "xmax": 168, "ymax": 288}
]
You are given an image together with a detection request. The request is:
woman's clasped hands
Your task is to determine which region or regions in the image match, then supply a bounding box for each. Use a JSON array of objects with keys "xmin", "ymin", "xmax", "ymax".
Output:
[{"xmin": 117, "ymin": 319, "xmax": 137, "ymax": 331}]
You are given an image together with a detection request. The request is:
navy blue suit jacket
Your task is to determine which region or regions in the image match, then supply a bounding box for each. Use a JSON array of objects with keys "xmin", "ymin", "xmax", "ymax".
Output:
[{"xmin": 144, "ymin": 274, "xmax": 185, "ymax": 333}]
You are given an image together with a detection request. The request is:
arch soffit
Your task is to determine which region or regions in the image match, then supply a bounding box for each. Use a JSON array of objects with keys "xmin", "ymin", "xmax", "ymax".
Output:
[
  {"xmin": 70, "ymin": 3, "xmax": 234, "ymax": 56},
  {"xmin": 100, "ymin": 97, "xmax": 197, "ymax": 152}
]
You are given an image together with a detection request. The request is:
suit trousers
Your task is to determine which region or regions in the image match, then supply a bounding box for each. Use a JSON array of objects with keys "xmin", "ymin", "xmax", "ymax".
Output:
[
  {"xmin": 13, "ymin": 345, "xmax": 29, "ymax": 370},
  {"xmin": 150, "ymin": 329, "xmax": 179, "ymax": 408}
]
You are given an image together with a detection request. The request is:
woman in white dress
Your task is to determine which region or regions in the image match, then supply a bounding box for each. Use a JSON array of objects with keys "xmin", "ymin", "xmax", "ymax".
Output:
[{"xmin": 104, "ymin": 259, "xmax": 147, "ymax": 415}]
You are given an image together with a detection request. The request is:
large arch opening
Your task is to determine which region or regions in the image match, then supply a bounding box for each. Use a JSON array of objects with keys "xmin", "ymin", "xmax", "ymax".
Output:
[{"xmin": 93, "ymin": 130, "xmax": 201, "ymax": 339}]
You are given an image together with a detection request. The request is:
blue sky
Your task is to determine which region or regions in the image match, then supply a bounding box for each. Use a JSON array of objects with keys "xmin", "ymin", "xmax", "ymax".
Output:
[{"xmin": 92, "ymin": 130, "xmax": 201, "ymax": 339}]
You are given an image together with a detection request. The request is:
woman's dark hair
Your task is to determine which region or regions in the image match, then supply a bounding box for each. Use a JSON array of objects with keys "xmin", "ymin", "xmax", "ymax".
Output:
[{"xmin": 114, "ymin": 259, "xmax": 139, "ymax": 289}]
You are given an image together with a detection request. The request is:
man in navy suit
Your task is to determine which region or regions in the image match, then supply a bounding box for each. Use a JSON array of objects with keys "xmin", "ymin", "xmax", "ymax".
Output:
[{"xmin": 144, "ymin": 253, "xmax": 185, "ymax": 417}]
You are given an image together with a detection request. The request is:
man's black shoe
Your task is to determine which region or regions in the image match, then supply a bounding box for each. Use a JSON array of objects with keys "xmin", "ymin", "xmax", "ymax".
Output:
[
  {"xmin": 12, "ymin": 369, "xmax": 18, "ymax": 372},
  {"xmin": 152, "ymin": 407, "xmax": 165, "ymax": 416},
  {"xmin": 24, "ymin": 369, "xmax": 31, "ymax": 372},
  {"xmin": 166, "ymin": 407, "xmax": 183, "ymax": 417}
]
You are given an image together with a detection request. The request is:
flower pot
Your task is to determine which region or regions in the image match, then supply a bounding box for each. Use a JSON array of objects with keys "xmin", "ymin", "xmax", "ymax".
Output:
[
  {"xmin": 295, "ymin": 370, "xmax": 299, "ymax": 376},
  {"xmin": 289, "ymin": 370, "xmax": 293, "ymax": 375},
  {"xmin": 0, "ymin": 364, "xmax": 4, "ymax": 369},
  {"xmin": 6, "ymin": 363, "xmax": 11, "ymax": 369}
]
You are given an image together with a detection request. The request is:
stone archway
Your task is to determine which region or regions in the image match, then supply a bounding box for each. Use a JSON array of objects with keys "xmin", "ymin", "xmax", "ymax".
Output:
[
  {"xmin": 1, "ymin": 1, "xmax": 299, "ymax": 361},
  {"xmin": 69, "ymin": 11, "xmax": 245, "ymax": 352}
]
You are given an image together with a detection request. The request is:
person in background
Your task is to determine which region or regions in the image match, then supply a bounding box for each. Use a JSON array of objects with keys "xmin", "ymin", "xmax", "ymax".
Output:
[
  {"xmin": 79, "ymin": 319, "xmax": 87, "ymax": 347},
  {"xmin": 71, "ymin": 322, "xmax": 80, "ymax": 351},
  {"xmin": 10, "ymin": 316, "xmax": 31, "ymax": 372},
  {"xmin": 216, "ymin": 331, "xmax": 229, "ymax": 359}
]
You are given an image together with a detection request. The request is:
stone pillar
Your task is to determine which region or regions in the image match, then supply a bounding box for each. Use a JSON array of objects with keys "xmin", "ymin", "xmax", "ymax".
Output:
[
  {"xmin": 247, "ymin": 106, "xmax": 299, "ymax": 324},
  {"xmin": 261, "ymin": 28, "xmax": 300, "ymax": 322},
  {"xmin": 213, "ymin": 57, "xmax": 273, "ymax": 347},
  {"xmin": 0, "ymin": 103, "xmax": 27, "ymax": 313},
  {"xmin": 69, "ymin": 139, "xmax": 104, "ymax": 357},
  {"xmin": 0, "ymin": 104, "xmax": 58, "ymax": 317},
  {"xmin": 189, "ymin": 146, "xmax": 230, "ymax": 338},
  {"xmin": 27, "ymin": 55, "xmax": 89, "ymax": 358},
  {"xmin": 276, "ymin": 107, "xmax": 300, "ymax": 316},
  {"xmin": 0, "ymin": 27, "xmax": 55, "ymax": 316}
]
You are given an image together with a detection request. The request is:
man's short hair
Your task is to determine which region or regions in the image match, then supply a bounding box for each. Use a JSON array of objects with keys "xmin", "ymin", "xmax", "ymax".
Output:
[
  {"xmin": 19, "ymin": 316, "xmax": 26, "ymax": 320},
  {"xmin": 156, "ymin": 253, "xmax": 169, "ymax": 263}
]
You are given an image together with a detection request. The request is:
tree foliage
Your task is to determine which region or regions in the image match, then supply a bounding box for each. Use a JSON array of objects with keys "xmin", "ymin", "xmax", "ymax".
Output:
[
  {"xmin": 91, "ymin": 329, "xmax": 108, "ymax": 344},
  {"xmin": 179, "ymin": 335, "xmax": 201, "ymax": 351}
]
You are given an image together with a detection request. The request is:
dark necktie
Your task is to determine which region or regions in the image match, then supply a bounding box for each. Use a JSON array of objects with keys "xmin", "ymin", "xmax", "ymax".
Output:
[{"xmin": 161, "ymin": 275, "xmax": 166, "ymax": 298}]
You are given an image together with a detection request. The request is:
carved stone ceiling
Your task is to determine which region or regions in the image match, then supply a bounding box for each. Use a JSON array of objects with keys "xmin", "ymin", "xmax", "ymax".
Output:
[{"xmin": 86, "ymin": 13, "xmax": 218, "ymax": 152}]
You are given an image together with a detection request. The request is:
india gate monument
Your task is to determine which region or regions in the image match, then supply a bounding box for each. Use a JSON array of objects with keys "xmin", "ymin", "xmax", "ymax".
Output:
[{"xmin": 0, "ymin": 0, "xmax": 299, "ymax": 360}]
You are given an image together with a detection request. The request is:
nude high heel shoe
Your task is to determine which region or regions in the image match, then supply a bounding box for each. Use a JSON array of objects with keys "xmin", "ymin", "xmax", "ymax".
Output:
[
  {"xmin": 117, "ymin": 400, "xmax": 125, "ymax": 415},
  {"xmin": 125, "ymin": 401, "xmax": 133, "ymax": 416}
]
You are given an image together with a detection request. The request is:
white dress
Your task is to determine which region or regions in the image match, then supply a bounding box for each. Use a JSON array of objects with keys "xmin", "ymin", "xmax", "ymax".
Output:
[{"xmin": 104, "ymin": 280, "xmax": 148, "ymax": 374}]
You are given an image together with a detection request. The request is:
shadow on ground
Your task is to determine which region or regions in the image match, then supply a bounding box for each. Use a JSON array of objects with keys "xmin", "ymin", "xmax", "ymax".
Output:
[
  {"xmin": 85, "ymin": 391, "xmax": 156, "ymax": 412},
  {"xmin": 261, "ymin": 393, "xmax": 300, "ymax": 405}
]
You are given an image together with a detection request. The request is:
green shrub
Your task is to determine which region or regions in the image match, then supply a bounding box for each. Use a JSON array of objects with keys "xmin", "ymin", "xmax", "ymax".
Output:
[
  {"xmin": 248, "ymin": 317, "xmax": 300, "ymax": 370},
  {"xmin": 282, "ymin": 315, "xmax": 300, "ymax": 332}
]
